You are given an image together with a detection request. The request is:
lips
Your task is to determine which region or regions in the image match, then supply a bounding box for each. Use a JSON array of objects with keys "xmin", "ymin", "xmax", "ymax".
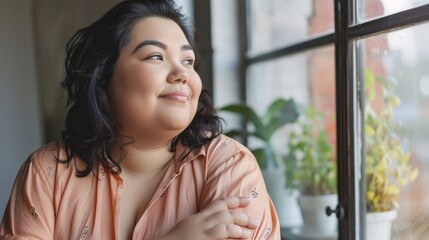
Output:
[{"xmin": 159, "ymin": 91, "xmax": 189, "ymax": 103}]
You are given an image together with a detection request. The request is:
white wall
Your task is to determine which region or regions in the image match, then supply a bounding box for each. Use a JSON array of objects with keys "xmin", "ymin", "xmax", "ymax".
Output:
[{"xmin": 0, "ymin": 0, "xmax": 43, "ymax": 215}]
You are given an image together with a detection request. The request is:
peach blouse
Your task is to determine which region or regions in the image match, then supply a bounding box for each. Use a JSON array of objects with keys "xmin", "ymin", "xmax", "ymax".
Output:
[{"xmin": 0, "ymin": 134, "xmax": 280, "ymax": 239}]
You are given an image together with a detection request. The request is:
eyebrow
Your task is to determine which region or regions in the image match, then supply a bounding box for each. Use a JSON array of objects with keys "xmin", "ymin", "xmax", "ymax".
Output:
[{"xmin": 131, "ymin": 40, "xmax": 193, "ymax": 54}]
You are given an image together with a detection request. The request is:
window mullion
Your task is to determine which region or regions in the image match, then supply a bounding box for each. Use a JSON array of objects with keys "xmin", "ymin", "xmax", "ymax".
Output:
[{"xmin": 335, "ymin": 0, "xmax": 356, "ymax": 239}]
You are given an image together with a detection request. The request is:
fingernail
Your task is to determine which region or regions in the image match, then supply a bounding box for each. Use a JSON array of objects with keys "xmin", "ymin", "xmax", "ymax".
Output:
[
  {"xmin": 250, "ymin": 218, "xmax": 260, "ymax": 226},
  {"xmin": 243, "ymin": 229, "xmax": 252, "ymax": 237}
]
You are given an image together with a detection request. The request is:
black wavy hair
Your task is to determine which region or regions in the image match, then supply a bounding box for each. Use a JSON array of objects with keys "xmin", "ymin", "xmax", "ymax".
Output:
[{"xmin": 61, "ymin": 0, "xmax": 223, "ymax": 177}]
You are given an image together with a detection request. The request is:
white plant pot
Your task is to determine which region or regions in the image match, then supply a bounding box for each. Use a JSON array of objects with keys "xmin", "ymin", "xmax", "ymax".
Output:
[
  {"xmin": 298, "ymin": 194, "xmax": 338, "ymax": 235},
  {"xmin": 366, "ymin": 210, "xmax": 397, "ymax": 240},
  {"xmin": 281, "ymin": 189, "xmax": 303, "ymax": 228},
  {"xmin": 262, "ymin": 168, "xmax": 302, "ymax": 228}
]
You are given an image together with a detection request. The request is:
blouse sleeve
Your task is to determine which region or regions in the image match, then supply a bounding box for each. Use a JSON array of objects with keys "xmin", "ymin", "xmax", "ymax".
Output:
[
  {"xmin": 199, "ymin": 138, "xmax": 281, "ymax": 240},
  {"xmin": 0, "ymin": 154, "xmax": 55, "ymax": 239}
]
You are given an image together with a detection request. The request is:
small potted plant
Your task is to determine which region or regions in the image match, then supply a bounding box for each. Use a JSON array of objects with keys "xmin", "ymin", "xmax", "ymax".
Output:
[
  {"xmin": 364, "ymin": 69, "xmax": 419, "ymax": 240},
  {"xmin": 219, "ymin": 97, "xmax": 299, "ymax": 169},
  {"xmin": 219, "ymin": 97, "xmax": 300, "ymax": 228},
  {"xmin": 284, "ymin": 105, "xmax": 337, "ymax": 235}
]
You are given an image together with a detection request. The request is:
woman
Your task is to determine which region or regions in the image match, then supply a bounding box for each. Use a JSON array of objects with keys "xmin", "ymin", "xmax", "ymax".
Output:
[{"xmin": 0, "ymin": 0, "xmax": 280, "ymax": 239}]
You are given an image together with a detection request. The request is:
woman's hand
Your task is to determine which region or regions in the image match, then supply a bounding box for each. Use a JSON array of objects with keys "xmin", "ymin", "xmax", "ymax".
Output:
[{"xmin": 158, "ymin": 196, "xmax": 259, "ymax": 240}]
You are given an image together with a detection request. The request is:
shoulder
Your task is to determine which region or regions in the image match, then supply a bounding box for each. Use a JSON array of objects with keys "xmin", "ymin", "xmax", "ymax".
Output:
[
  {"xmin": 25, "ymin": 141, "xmax": 85, "ymax": 188},
  {"xmin": 29, "ymin": 141, "xmax": 64, "ymax": 172},
  {"xmin": 206, "ymin": 134, "xmax": 251, "ymax": 154},
  {"xmin": 202, "ymin": 134, "xmax": 258, "ymax": 171},
  {"xmin": 205, "ymin": 134, "xmax": 252, "ymax": 156},
  {"xmin": 28, "ymin": 141, "xmax": 78, "ymax": 176},
  {"xmin": 7, "ymin": 141, "xmax": 68, "ymax": 200}
]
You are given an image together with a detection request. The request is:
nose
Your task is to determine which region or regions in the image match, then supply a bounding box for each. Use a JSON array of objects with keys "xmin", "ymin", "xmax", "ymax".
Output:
[{"xmin": 167, "ymin": 64, "xmax": 188, "ymax": 84}]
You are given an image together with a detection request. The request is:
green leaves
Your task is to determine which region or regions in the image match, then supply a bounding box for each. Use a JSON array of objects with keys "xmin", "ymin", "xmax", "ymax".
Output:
[
  {"xmin": 219, "ymin": 97, "xmax": 299, "ymax": 168},
  {"xmin": 264, "ymin": 98, "xmax": 300, "ymax": 140},
  {"xmin": 283, "ymin": 105, "xmax": 336, "ymax": 195},
  {"xmin": 220, "ymin": 103, "xmax": 264, "ymax": 139},
  {"xmin": 220, "ymin": 98, "xmax": 299, "ymax": 142}
]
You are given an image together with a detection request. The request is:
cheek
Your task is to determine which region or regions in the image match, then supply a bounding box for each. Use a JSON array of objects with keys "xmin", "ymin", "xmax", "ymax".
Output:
[
  {"xmin": 191, "ymin": 74, "xmax": 203, "ymax": 99},
  {"xmin": 191, "ymin": 77, "xmax": 202, "ymax": 120},
  {"xmin": 109, "ymin": 67, "xmax": 152, "ymax": 119},
  {"xmin": 115, "ymin": 69, "xmax": 161, "ymax": 104}
]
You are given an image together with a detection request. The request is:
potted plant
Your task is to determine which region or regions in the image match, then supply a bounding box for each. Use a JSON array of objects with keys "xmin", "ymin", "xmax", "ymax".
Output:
[
  {"xmin": 284, "ymin": 105, "xmax": 337, "ymax": 236},
  {"xmin": 219, "ymin": 97, "xmax": 299, "ymax": 168},
  {"xmin": 219, "ymin": 97, "xmax": 301, "ymax": 228},
  {"xmin": 364, "ymin": 69, "xmax": 419, "ymax": 240}
]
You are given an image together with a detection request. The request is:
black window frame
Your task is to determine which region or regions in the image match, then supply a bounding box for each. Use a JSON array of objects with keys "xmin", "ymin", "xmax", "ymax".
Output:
[{"xmin": 239, "ymin": 0, "xmax": 429, "ymax": 239}]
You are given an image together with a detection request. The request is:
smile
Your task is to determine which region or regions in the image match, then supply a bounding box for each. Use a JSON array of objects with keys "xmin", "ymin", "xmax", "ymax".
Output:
[{"xmin": 159, "ymin": 91, "xmax": 189, "ymax": 103}]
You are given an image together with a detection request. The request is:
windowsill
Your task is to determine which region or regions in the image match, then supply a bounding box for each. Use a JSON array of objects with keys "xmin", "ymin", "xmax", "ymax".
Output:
[{"xmin": 281, "ymin": 227, "xmax": 295, "ymax": 240}]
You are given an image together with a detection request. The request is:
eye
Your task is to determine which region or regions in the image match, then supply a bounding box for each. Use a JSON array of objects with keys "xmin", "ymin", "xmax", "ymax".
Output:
[
  {"xmin": 145, "ymin": 54, "xmax": 163, "ymax": 61},
  {"xmin": 182, "ymin": 58, "xmax": 194, "ymax": 66}
]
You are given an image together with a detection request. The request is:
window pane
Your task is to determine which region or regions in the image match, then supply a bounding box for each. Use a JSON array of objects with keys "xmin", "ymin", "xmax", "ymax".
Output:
[
  {"xmin": 360, "ymin": 22, "xmax": 429, "ymax": 239},
  {"xmin": 247, "ymin": 46, "xmax": 338, "ymax": 239},
  {"xmin": 174, "ymin": 0, "xmax": 194, "ymax": 22},
  {"xmin": 212, "ymin": 0, "xmax": 241, "ymax": 129},
  {"xmin": 247, "ymin": 0, "xmax": 334, "ymax": 56},
  {"xmin": 358, "ymin": 0, "xmax": 429, "ymax": 23}
]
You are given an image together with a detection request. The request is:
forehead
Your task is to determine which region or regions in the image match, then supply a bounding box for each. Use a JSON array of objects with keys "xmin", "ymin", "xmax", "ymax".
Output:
[{"xmin": 127, "ymin": 16, "xmax": 190, "ymax": 47}]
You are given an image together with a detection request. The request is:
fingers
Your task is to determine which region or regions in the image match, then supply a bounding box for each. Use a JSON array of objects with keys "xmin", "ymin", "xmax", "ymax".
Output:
[
  {"xmin": 202, "ymin": 196, "xmax": 251, "ymax": 215},
  {"xmin": 228, "ymin": 196, "xmax": 251, "ymax": 208},
  {"xmin": 165, "ymin": 196, "xmax": 258, "ymax": 240},
  {"xmin": 209, "ymin": 223, "xmax": 253, "ymax": 239},
  {"xmin": 236, "ymin": 211, "xmax": 259, "ymax": 229},
  {"xmin": 199, "ymin": 196, "xmax": 259, "ymax": 239},
  {"xmin": 207, "ymin": 210, "xmax": 259, "ymax": 229}
]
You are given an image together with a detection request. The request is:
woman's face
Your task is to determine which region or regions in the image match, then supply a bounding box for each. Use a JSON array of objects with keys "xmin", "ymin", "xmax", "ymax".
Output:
[{"xmin": 109, "ymin": 17, "xmax": 201, "ymax": 146}]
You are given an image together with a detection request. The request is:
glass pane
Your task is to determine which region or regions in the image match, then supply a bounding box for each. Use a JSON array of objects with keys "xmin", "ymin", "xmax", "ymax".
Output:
[
  {"xmin": 247, "ymin": 0, "xmax": 334, "ymax": 56},
  {"xmin": 358, "ymin": 0, "xmax": 429, "ymax": 23},
  {"xmin": 175, "ymin": 0, "xmax": 194, "ymax": 22},
  {"xmin": 246, "ymin": 46, "xmax": 338, "ymax": 239},
  {"xmin": 212, "ymin": 0, "xmax": 241, "ymax": 129},
  {"xmin": 360, "ymin": 22, "xmax": 429, "ymax": 239}
]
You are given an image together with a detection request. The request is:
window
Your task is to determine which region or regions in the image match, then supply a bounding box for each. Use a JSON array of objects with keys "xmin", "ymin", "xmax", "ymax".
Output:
[
  {"xmin": 360, "ymin": 21, "xmax": 429, "ymax": 239},
  {"xmin": 359, "ymin": 0, "xmax": 429, "ymax": 22},
  {"xmin": 248, "ymin": 0, "xmax": 334, "ymax": 56},
  {"xmin": 239, "ymin": 0, "xmax": 429, "ymax": 239}
]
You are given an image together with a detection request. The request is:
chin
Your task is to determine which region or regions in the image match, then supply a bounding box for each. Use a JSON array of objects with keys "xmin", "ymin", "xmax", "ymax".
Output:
[
  {"xmin": 161, "ymin": 118, "xmax": 192, "ymax": 132},
  {"xmin": 158, "ymin": 109, "xmax": 196, "ymax": 130}
]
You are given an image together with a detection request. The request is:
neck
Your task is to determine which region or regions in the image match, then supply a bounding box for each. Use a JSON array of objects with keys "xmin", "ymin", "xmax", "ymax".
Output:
[{"xmin": 117, "ymin": 140, "xmax": 174, "ymax": 175}]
